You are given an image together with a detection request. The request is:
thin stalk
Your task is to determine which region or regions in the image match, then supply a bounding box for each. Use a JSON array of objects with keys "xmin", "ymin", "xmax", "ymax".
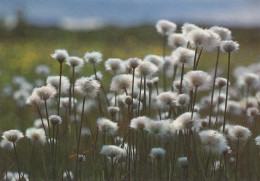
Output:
[
  {"xmin": 163, "ymin": 34, "xmax": 167, "ymax": 91},
  {"xmin": 235, "ymin": 138, "xmax": 240, "ymax": 181},
  {"xmin": 44, "ymin": 100, "xmax": 51, "ymax": 139},
  {"xmin": 223, "ymin": 52, "xmax": 231, "ymax": 132},
  {"xmin": 214, "ymin": 88, "xmax": 222, "ymax": 129},
  {"xmin": 171, "ymin": 65, "xmax": 178, "ymax": 91},
  {"xmin": 193, "ymin": 46, "xmax": 198, "ymax": 70},
  {"xmin": 28, "ymin": 144, "xmax": 35, "ymax": 180},
  {"xmin": 155, "ymin": 84, "xmax": 161, "ymax": 120},
  {"xmin": 195, "ymin": 47, "xmax": 203, "ymax": 70},
  {"xmin": 131, "ymin": 68, "xmax": 135, "ymax": 116},
  {"xmin": 143, "ymin": 75, "xmax": 147, "ymax": 115},
  {"xmin": 72, "ymin": 66, "xmax": 78, "ymax": 137},
  {"xmin": 52, "ymin": 125, "xmax": 56, "ymax": 181},
  {"xmin": 58, "ymin": 62, "xmax": 63, "ymax": 116},
  {"xmin": 148, "ymin": 87, "xmax": 152, "ymax": 116},
  {"xmin": 75, "ymin": 95, "xmax": 86, "ymax": 181},
  {"xmin": 179, "ymin": 63, "xmax": 185, "ymax": 94},
  {"xmin": 36, "ymin": 106, "xmax": 50, "ymax": 148},
  {"xmin": 209, "ymin": 47, "xmax": 220, "ymax": 128},
  {"xmin": 191, "ymin": 87, "xmax": 198, "ymax": 119},
  {"xmin": 13, "ymin": 143, "xmax": 21, "ymax": 181},
  {"xmin": 138, "ymin": 76, "xmax": 143, "ymax": 116}
]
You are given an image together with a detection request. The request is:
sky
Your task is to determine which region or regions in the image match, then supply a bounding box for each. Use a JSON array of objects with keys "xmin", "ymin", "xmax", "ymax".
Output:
[{"xmin": 1, "ymin": 0, "xmax": 260, "ymax": 30}]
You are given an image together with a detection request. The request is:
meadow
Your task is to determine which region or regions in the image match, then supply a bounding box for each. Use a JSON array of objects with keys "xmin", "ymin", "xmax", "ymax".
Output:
[{"xmin": 0, "ymin": 22, "xmax": 260, "ymax": 180}]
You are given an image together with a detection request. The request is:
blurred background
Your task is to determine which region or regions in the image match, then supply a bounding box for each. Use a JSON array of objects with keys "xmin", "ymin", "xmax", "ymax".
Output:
[{"xmin": 0, "ymin": 0, "xmax": 260, "ymax": 129}]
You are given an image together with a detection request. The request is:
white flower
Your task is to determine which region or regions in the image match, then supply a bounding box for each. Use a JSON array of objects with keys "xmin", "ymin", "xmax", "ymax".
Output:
[
  {"xmin": 105, "ymin": 58, "xmax": 126, "ymax": 74},
  {"xmin": 51, "ymin": 49, "xmax": 68, "ymax": 63},
  {"xmin": 46, "ymin": 76, "xmax": 70, "ymax": 94},
  {"xmin": 220, "ymin": 40, "xmax": 239, "ymax": 53},
  {"xmin": 187, "ymin": 28, "xmax": 210, "ymax": 48},
  {"xmin": 181, "ymin": 23, "xmax": 200, "ymax": 36},
  {"xmin": 32, "ymin": 85, "xmax": 57, "ymax": 101},
  {"xmin": 66, "ymin": 56, "xmax": 84, "ymax": 68},
  {"xmin": 174, "ymin": 94, "xmax": 190, "ymax": 108},
  {"xmin": 107, "ymin": 106, "xmax": 120, "ymax": 117},
  {"xmin": 127, "ymin": 57, "xmax": 141, "ymax": 69},
  {"xmin": 173, "ymin": 112, "xmax": 200, "ymax": 130},
  {"xmin": 26, "ymin": 128, "xmax": 46, "ymax": 144},
  {"xmin": 229, "ymin": 125, "xmax": 251, "ymax": 142},
  {"xmin": 100, "ymin": 145, "xmax": 126, "ymax": 158},
  {"xmin": 60, "ymin": 97, "xmax": 77, "ymax": 108},
  {"xmin": 34, "ymin": 118, "xmax": 51, "ymax": 129},
  {"xmin": 255, "ymin": 136, "xmax": 260, "ymax": 146},
  {"xmin": 184, "ymin": 70, "xmax": 212, "ymax": 90},
  {"xmin": 210, "ymin": 26, "xmax": 232, "ymax": 40},
  {"xmin": 90, "ymin": 71, "xmax": 103, "ymax": 81},
  {"xmin": 199, "ymin": 130, "xmax": 228, "ymax": 154},
  {"xmin": 110, "ymin": 74, "xmax": 133, "ymax": 93},
  {"xmin": 168, "ymin": 33, "xmax": 188, "ymax": 49},
  {"xmin": 178, "ymin": 157, "xmax": 188, "ymax": 167},
  {"xmin": 63, "ymin": 171, "xmax": 74, "ymax": 181},
  {"xmin": 143, "ymin": 55, "xmax": 164, "ymax": 69},
  {"xmin": 97, "ymin": 118, "xmax": 118, "ymax": 135},
  {"xmin": 75, "ymin": 77, "xmax": 100, "ymax": 97},
  {"xmin": 0, "ymin": 139, "xmax": 14, "ymax": 150},
  {"xmin": 35, "ymin": 65, "xmax": 50, "ymax": 76},
  {"xmin": 2, "ymin": 130, "xmax": 24, "ymax": 143},
  {"xmin": 130, "ymin": 116, "xmax": 151, "ymax": 130},
  {"xmin": 172, "ymin": 47, "xmax": 195, "ymax": 67},
  {"xmin": 49, "ymin": 115, "xmax": 62, "ymax": 125},
  {"xmin": 156, "ymin": 20, "xmax": 177, "ymax": 35},
  {"xmin": 150, "ymin": 147, "xmax": 166, "ymax": 159},
  {"xmin": 84, "ymin": 51, "xmax": 102, "ymax": 64},
  {"xmin": 136, "ymin": 61, "xmax": 158, "ymax": 76},
  {"xmin": 155, "ymin": 92, "xmax": 178, "ymax": 111},
  {"xmin": 215, "ymin": 77, "xmax": 228, "ymax": 88}
]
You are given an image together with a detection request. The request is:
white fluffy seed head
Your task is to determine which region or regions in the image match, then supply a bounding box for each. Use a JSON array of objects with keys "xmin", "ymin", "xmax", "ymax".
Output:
[
  {"xmin": 60, "ymin": 97, "xmax": 77, "ymax": 108},
  {"xmin": 247, "ymin": 107, "xmax": 259, "ymax": 117},
  {"xmin": 210, "ymin": 26, "xmax": 232, "ymax": 41},
  {"xmin": 174, "ymin": 94, "xmax": 190, "ymax": 108},
  {"xmin": 28, "ymin": 93, "xmax": 44, "ymax": 106},
  {"xmin": 51, "ymin": 49, "xmax": 68, "ymax": 63},
  {"xmin": 187, "ymin": 28, "xmax": 210, "ymax": 48},
  {"xmin": 199, "ymin": 130, "xmax": 228, "ymax": 154},
  {"xmin": 90, "ymin": 71, "xmax": 103, "ymax": 81},
  {"xmin": 130, "ymin": 116, "xmax": 151, "ymax": 130},
  {"xmin": 172, "ymin": 47, "xmax": 195, "ymax": 67},
  {"xmin": 184, "ymin": 70, "xmax": 212, "ymax": 90},
  {"xmin": 34, "ymin": 118, "xmax": 50, "ymax": 129},
  {"xmin": 107, "ymin": 106, "xmax": 120, "ymax": 117},
  {"xmin": 105, "ymin": 58, "xmax": 126, "ymax": 74},
  {"xmin": 66, "ymin": 56, "xmax": 84, "ymax": 68},
  {"xmin": 181, "ymin": 23, "xmax": 200, "ymax": 36},
  {"xmin": 127, "ymin": 57, "xmax": 141, "ymax": 69},
  {"xmin": 32, "ymin": 85, "xmax": 57, "ymax": 101},
  {"xmin": 97, "ymin": 118, "xmax": 118, "ymax": 135},
  {"xmin": 229, "ymin": 125, "xmax": 252, "ymax": 142},
  {"xmin": 84, "ymin": 51, "xmax": 102, "ymax": 64},
  {"xmin": 26, "ymin": 128, "xmax": 46, "ymax": 144},
  {"xmin": 49, "ymin": 115, "xmax": 62, "ymax": 125},
  {"xmin": 46, "ymin": 76, "xmax": 70, "ymax": 94},
  {"xmin": 255, "ymin": 136, "xmax": 260, "ymax": 146},
  {"xmin": 178, "ymin": 157, "xmax": 188, "ymax": 167},
  {"xmin": 173, "ymin": 112, "xmax": 200, "ymax": 130},
  {"xmin": 241, "ymin": 73, "xmax": 259, "ymax": 88},
  {"xmin": 204, "ymin": 29, "xmax": 221, "ymax": 51},
  {"xmin": 100, "ymin": 145, "xmax": 126, "ymax": 158},
  {"xmin": 75, "ymin": 77, "xmax": 100, "ymax": 97},
  {"xmin": 152, "ymin": 77, "xmax": 160, "ymax": 85},
  {"xmin": 155, "ymin": 92, "xmax": 178, "ymax": 111},
  {"xmin": 0, "ymin": 139, "xmax": 14, "ymax": 150},
  {"xmin": 150, "ymin": 147, "xmax": 166, "ymax": 159},
  {"xmin": 35, "ymin": 65, "xmax": 50, "ymax": 76},
  {"xmin": 2, "ymin": 129, "xmax": 24, "ymax": 143},
  {"xmin": 144, "ymin": 55, "xmax": 164, "ymax": 69},
  {"xmin": 168, "ymin": 33, "xmax": 188, "ymax": 49},
  {"xmin": 215, "ymin": 77, "xmax": 228, "ymax": 88},
  {"xmin": 156, "ymin": 20, "xmax": 177, "ymax": 35},
  {"xmin": 136, "ymin": 61, "xmax": 158, "ymax": 76},
  {"xmin": 220, "ymin": 40, "xmax": 239, "ymax": 53},
  {"xmin": 110, "ymin": 74, "xmax": 133, "ymax": 93},
  {"xmin": 81, "ymin": 127, "xmax": 91, "ymax": 137}
]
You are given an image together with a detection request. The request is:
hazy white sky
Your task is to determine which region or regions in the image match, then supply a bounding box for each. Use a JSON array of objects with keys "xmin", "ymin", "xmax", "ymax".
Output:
[{"xmin": 1, "ymin": 0, "xmax": 260, "ymax": 29}]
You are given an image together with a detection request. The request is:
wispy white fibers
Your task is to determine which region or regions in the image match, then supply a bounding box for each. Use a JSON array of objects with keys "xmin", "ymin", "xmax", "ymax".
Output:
[
  {"xmin": 215, "ymin": 77, "xmax": 228, "ymax": 88},
  {"xmin": 31, "ymin": 85, "xmax": 57, "ymax": 101},
  {"xmin": 184, "ymin": 70, "xmax": 212, "ymax": 91},
  {"xmin": 105, "ymin": 58, "xmax": 126, "ymax": 74},
  {"xmin": 75, "ymin": 77, "xmax": 100, "ymax": 97},
  {"xmin": 110, "ymin": 74, "xmax": 133, "ymax": 94},
  {"xmin": 49, "ymin": 115, "xmax": 63, "ymax": 125},
  {"xmin": 150, "ymin": 147, "xmax": 166, "ymax": 159},
  {"xmin": 60, "ymin": 97, "xmax": 77, "ymax": 109},
  {"xmin": 174, "ymin": 94, "xmax": 190, "ymax": 108},
  {"xmin": 178, "ymin": 157, "xmax": 188, "ymax": 167},
  {"xmin": 220, "ymin": 40, "xmax": 239, "ymax": 53},
  {"xmin": 66, "ymin": 56, "xmax": 84, "ymax": 70},
  {"xmin": 156, "ymin": 20, "xmax": 177, "ymax": 35},
  {"xmin": 97, "ymin": 118, "xmax": 118, "ymax": 135},
  {"xmin": 210, "ymin": 26, "xmax": 232, "ymax": 41},
  {"xmin": 199, "ymin": 130, "xmax": 228, "ymax": 154},
  {"xmin": 172, "ymin": 47, "xmax": 195, "ymax": 68},
  {"xmin": 107, "ymin": 106, "xmax": 120, "ymax": 117},
  {"xmin": 144, "ymin": 55, "xmax": 164, "ymax": 70},
  {"xmin": 173, "ymin": 80, "xmax": 190, "ymax": 93},
  {"xmin": 168, "ymin": 33, "xmax": 188, "ymax": 49},
  {"xmin": 155, "ymin": 91, "xmax": 178, "ymax": 111},
  {"xmin": 187, "ymin": 28, "xmax": 210, "ymax": 48},
  {"xmin": 26, "ymin": 128, "xmax": 46, "ymax": 145},
  {"xmin": 136, "ymin": 61, "xmax": 158, "ymax": 76},
  {"xmin": 47, "ymin": 76, "xmax": 70, "ymax": 94},
  {"xmin": 229, "ymin": 125, "xmax": 251, "ymax": 142},
  {"xmin": 90, "ymin": 71, "xmax": 103, "ymax": 81},
  {"xmin": 84, "ymin": 51, "xmax": 102, "ymax": 64},
  {"xmin": 173, "ymin": 112, "xmax": 200, "ymax": 131},
  {"xmin": 34, "ymin": 118, "xmax": 50, "ymax": 129},
  {"xmin": 0, "ymin": 139, "xmax": 14, "ymax": 150},
  {"xmin": 63, "ymin": 171, "xmax": 74, "ymax": 181},
  {"xmin": 100, "ymin": 145, "xmax": 126, "ymax": 158},
  {"xmin": 181, "ymin": 23, "xmax": 200, "ymax": 36},
  {"xmin": 240, "ymin": 73, "xmax": 259, "ymax": 90},
  {"xmin": 127, "ymin": 57, "xmax": 141, "ymax": 70},
  {"xmin": 35, "ymin": 65, "xmax": 50, "ymax": 76},
  {"xmin": 130, "ymin": 116, "xmax": 151, "ymax": 130},
  {"xmin": 2, "ymin": 130, "xmax": 24, "ymax": 143},
  {"xmin": 51, "ymin": 49, "xmax": 68, "ymax": 64}
]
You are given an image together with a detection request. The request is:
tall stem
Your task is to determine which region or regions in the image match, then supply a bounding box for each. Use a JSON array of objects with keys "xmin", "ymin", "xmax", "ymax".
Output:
[
  {"xmin": 193, "ymin": 46, "xmax": 198, "ymax": 70},
  {"xmin": 163, "ymin": 34, "xmax": 167, "ymax": 91},
  {"xmin": 179, "ymin": 63, "xmax": 185, "ymax": 94},
  {"xmin": 131, "ymin": 68, "xmax": 135, "ymax": 117},
  {"xmin": 191, "ymin": 87, "xmax": 198, "ymax": 119},
  {"xmin": 171, "ymin": 65, "xmax": 178, "ymax": 91},
  {"xmin": 235, "ymin": 138, "xmax": 240, "ymax": 181},
  {"xmin": 44, "ymin": 100, "xmax": 51, "ymax": 139},
  {"xmin": 36, "ymin": 106, "xmax": 50, "ymax": 148},
  {"xmin": 143, "ymin": 75, "xmax": 147, "ymax": 115},
  {"xmin": 75, "ymin": 95, "xmax": 86, "ymax": 181},
  {"xmin": 209, "ymin": 47, "xmax": 220, "ymax": 128},
  {"xmin": 72, "ymin": 66, "xmax": 78, "ymax": 137},
  {"xmin": 58, "ymin": 63, "xmax": 63, "ymax": 116},
  {"xmin": 13, "ymin": 143, "xmax": 21, "ymax": 181},
  {"xmin": 138, "ymin": 76, "xmax": 143, "ymax": 116},
  {"xmin": 223, "ymin": 52, "xmax": 231, "ymax": 132},
  {"xmin": 195, "ymin": 47, "xmax": 203, "ymax": 70},
  {"xmin": 148, "ymin": 87, "xmax": 152, "ymax": 116}
]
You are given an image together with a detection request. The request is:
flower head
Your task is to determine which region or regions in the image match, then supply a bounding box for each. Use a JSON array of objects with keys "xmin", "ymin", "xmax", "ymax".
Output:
[
  {"xmin": 184, "ymin": 70, "xmax": 212, "ymax": 90},
  {"xmin": 26, "ymin": 128, "xmax": 46, "ymax": 144},
  {"xmin": 2, "ymin": 130, "xmax": 24, "ymax": 143},
  {"xmin": 51, "ymin": 49, "xmax": 68, "ymax": 63},
  {"xmin": 136, "ymin": 61, "xmax": 158, "ymax": 76},
  {"xmin": 220, "ymin": 40, "xmax": 239, "ymax": 53},
  {"xmin": 210, "ymin": 26, "xmax": 232, "ymax": 40},
  {"xmin": 156, "ymin": 20, "xmax": 177, "ymax": 35},
  {"xmin": 155, "ymin": 92, "xmax": 178, "ymax": 111},
  {"xmin": 110, "ymin": 74, "xmax": 133, "ymax": 93},
  {"xmin": 97, "ymin": 118, "xmax": 118, "ymax": 135},
  {"xmin": 32, "ymin": 85, "xmax": 57, "ymax": 101},
  {"xmin": 150, "ymin": 147, "xmax": 166, "ymax": 159},
  {"xmin": 229, "ymin": 125, "xmax": 251, "ymax": 141},
  {"xmin": 84, "ymin": 51, "xmax": 102, "ymax": 64},
  {"xmin": 75, "ymin": 77, "xmax": 100, "ymax": 97},
  {"xmin": 181, "ymin": 23, "xmax": 200, "ymax": 35},
  {"xmin": 105, "ymin": 58, "xmax": 126, "ymax": 74},
  {"xmin": 49, "ymin": 115, "xmax": 62, "ymax": 125},
  {"xmin": 172, "ymin": 47, "xmax": 195, "ymax": 67},
  {"xmin": 178, "ymin": 157, "xmax": 188, "ymax": 167},
  {"xmin": 47, "ymin": 76, "xmax": 70, "ymax": 94},
  {"xmin": 100, "ymin": 145, "xmax": 126, "ymax": 158},
  {"xmin": 130, "ymin": 116, "xmax": 151, "ymax": 130},
  {"xmin": 168, "ymin": 33, "xmax": 188, "ymax": 49},
  {"xmin": 66, "ymin": 56, "xmax": 84, "ymax": 68}
]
